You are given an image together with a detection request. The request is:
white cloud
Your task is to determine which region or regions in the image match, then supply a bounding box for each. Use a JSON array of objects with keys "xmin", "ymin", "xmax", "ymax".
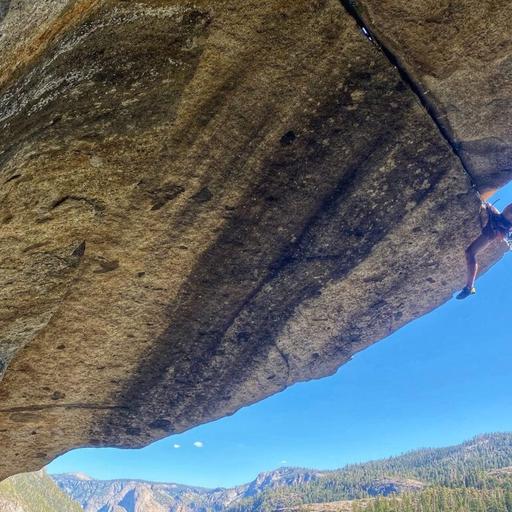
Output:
[
  {"xmin": 281, "ymin": 460, "xmax": 288, "ymax": 464},
  {"xmin": 173, "ymin": 444, "xmax": 181, "ymax": 449},
  {"xmin": 193, "ymin": 441, "xmax": 204, "ymax": 448}
]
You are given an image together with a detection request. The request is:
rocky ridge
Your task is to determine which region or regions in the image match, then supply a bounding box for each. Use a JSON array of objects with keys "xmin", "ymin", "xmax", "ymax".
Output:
[{"xmin": 53, "ymin": 468, "xmax": 422, "ymax": 512}]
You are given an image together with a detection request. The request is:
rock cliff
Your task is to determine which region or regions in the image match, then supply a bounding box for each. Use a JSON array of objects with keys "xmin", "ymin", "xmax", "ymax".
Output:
[
  {"xmin": 346, "ymin": 0, "xmax": 512, "ymax": 193},
  {"xmin": 0, "ymin": 0, "xmax": 509, "ymax": 479}
]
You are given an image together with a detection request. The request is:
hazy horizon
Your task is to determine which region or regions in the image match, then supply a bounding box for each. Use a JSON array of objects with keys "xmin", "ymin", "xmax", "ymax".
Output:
[{"xmin": 47, "ymin": 430, "xmax": 512, "ymax": 488}]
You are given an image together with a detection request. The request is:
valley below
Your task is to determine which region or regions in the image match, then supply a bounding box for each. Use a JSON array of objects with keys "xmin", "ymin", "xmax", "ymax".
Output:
[{"xmin": 3, "ymin": 433, "xmax": 512, "ymax": 511}]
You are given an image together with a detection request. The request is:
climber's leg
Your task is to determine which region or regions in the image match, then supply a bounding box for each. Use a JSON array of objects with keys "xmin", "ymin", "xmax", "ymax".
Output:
[{"xmin": 456, "ymin": 232, "xmax": 492, "ymax": 300}]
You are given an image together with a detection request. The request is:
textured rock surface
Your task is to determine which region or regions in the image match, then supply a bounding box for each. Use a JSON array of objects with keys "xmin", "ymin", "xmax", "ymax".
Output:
[
  {"xmin": 348, "ymin": 0, "xmax": 512, "ymax": 193},
  {"xmin": 0, "ymin": 0, "xmax": 508, "ymax": 479}
]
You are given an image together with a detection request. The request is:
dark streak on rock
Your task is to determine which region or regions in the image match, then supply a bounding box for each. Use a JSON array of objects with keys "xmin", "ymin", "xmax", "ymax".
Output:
[
  {"xmin": 0, "ymin": 404, "xmax": 130, "ymax": 413},
  {"xmin": 191, "ymin": 187, "xmax": 213, "ymax": 203},
  {"xmin": 108, "ymin": 55, "xmax": 455, "ymax": 436},
  {"xmin": 50, "ymin": 195, "xmax": 105, "ymax": 214},
  {"xmin": 148, "ymin": 419, "xmax": 172, "ymax": 431},
  {"xmin": 22, "ymin": 241, "xmax": 49, "ymax": 253},
  {"xmin": 94, "ymin": 259, "xmax": 119, "ymax": 273},
  {"xmin": 280, "ymin": 130, "xmax": 297, "ymax": 146},
  {"xmin": 3, "ymin": 173, "xmax": 21, "ymax": 184},
  {"xmin": 149, "ymin": 184, "xmax": 185, "ymax": 211},
  {"xmin": 0, "ymin": 0, "xmax": 10, "ymax": 23},
  {"xmin": 9, "ymin": 412, "xmax": 41, "ymax": 423},
  {"xmin": 1, "ymin": 213, "xmax": 13, "ymax": 224},
  {"xmin": 71, "ymin": 241, "xmax": 86, "ymax": 258}
]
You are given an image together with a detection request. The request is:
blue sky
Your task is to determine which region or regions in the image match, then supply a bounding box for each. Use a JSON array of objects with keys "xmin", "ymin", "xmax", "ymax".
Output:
[{"xmin": 48, "ymin": 183, "xmax": 512, "ymax": 489}]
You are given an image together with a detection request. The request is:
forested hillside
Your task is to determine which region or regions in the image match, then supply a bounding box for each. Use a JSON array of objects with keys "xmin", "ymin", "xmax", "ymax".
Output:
[
  {"xmin": 355, "ymin": 465, "xmax": 512, "ymax": 512},
  {"xmin": 357, "ymin": 485, "xmax": 512, "ymax": 512},
  {"xmin": 228, "ymin": 433, "xmax": 512, "ymax": 511},
  {"xmin": 0, "ymin": 470, "xmax": 83, "ymax": 512}
]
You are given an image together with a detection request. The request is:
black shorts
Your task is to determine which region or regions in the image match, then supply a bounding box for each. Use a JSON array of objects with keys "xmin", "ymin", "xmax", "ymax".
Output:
[{"xmin": 483, "ymin": 222, "xmax": 506, "ymax": 240}]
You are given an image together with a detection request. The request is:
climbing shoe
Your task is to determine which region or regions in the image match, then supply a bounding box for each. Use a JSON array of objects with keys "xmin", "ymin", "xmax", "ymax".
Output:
[{"xmin": 456, "ymin": 286, "xmax": 476, "ymax": 300}]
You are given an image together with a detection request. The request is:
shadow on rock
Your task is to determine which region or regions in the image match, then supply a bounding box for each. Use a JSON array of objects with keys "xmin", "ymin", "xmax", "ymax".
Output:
[{"xmin": 0, "ymin": 0, "xmax": 10, "ymax": 23}]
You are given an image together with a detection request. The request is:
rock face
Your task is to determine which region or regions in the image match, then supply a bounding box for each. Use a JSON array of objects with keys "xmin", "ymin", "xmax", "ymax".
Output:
[
  {"xmin": 0, "ymin": 0, "xmax": 508, "ymax": 479},
  {"xmin": 347, "ymin": 0, "xmax": 512, "ymax": 193}
]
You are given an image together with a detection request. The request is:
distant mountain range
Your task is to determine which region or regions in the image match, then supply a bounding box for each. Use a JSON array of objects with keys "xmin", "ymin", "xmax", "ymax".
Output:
[
  {"xmin": 53, "ymin": 468, "xmax": 424, "ymax": 512},
  {"xmin": 3, "ymin": 433, "xmax": 512, "ymax": 511},
  {"xmin": 52, "ymin": 467, "xmax": 327, "ymax": 512}
]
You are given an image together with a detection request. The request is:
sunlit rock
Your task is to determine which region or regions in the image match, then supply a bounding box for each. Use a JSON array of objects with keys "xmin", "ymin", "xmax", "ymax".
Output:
[{"xmin": 0, "ymin": 0, "xmax": 507, "ymax": 480}]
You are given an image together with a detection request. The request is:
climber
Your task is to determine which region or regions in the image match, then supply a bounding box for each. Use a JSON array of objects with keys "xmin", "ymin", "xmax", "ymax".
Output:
[{"xmin": 456, "ymin": 201, "xmax": 512, "ymax": 299}]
